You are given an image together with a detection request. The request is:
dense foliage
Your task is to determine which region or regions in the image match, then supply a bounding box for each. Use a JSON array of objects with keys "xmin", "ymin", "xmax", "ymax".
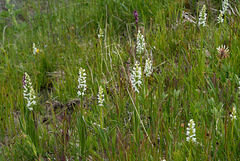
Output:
[{"xmin": 0, "ymin": 0, "xmax": 239, "ymax": 160}]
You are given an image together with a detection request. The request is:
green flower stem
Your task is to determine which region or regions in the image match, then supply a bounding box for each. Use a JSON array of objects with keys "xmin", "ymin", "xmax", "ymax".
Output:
[
  {"xmin": 100, "ymin": 106, "xmax": 104, "ymax": 129},
  {"xmin": 127, "ymin": 89, "xmax": 153, "ymax": 147}
]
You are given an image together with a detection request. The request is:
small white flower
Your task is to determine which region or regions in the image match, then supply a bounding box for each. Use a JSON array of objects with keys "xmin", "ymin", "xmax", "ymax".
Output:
[
  {"xmin": 97, "ymin": 86, "xmax": 104, "ymax": 107},
  {"xmin": 217, "ymin": 11, "xmax": 224, "ymax": 23},
  {"xmin": 131, "ymin": 62, "xmax": 142, "ymax": 93},
  {"xmin": 144, "ymin": 58, "xmax": 153, "ymax": 77},
  {"xmin": 98, "ymin": 28, "xmax": 104, "ymax": 38},
  {"xmin": 198, "ymin": 5, "xmax": 207, "ymax": 27},
  {"xmin": 23, "ymin": 72, "xmax": 36, "ymax": 111},
  {"xmin": 93, "ymin": 122, "xmax": 101, "ymax": 127},
  {"xmin": 136, "ymin": 30, "xmax": 145, "ymax": 55},
  {"xmin": 230, "ymin": 105, "xmax": 237, "ymax": 121},
  {"xmin": 238, "ymin": 80, "xmax": 240, "ymax": 93},
  {"xmin": 77, "ymin": 68, "xmax": 87, "ymax": 97},
  {"xmin": 186, "ymin": 119, "xmax": 196, "ymax": 143},
  {"xmin": 33, "ymin": 43, "xmax": 40, "ymax": 55}
]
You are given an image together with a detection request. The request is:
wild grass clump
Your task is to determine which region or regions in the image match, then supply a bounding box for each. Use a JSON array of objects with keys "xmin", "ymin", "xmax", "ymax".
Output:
[{"xmin": 0, "ymin": 0, "xmax": 240, "ymax": 160}]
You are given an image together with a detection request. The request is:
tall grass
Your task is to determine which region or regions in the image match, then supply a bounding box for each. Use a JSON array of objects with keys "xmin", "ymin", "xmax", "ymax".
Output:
[{"xmin": 0, "ymin": 0, "xmax": 240, "ymax": 160}]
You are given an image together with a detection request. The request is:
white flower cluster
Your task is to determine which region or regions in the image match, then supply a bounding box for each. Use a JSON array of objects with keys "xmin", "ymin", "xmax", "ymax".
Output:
[
  {"xmin": 131, "ymin": 62, "xmax": 142, "ymax": 93},
  {"xmin": 218, "ymin": 0, "xmax": 229, "ymax": 23},
  {"xmin": 77, "ymin": 68, "xmax": 87, "ymax": 96},
  {"xmin": 186, "ymin": 119, "xmax": 196, "ymax": 143},
  {"xmin": 144, "ymin": 58, "xmax": 153, "ymax": 77},
  {"xmin": 23, "ymin": 72, "xmax": 36, "ymax": 111},
  {"xmin": 136, "ymin": 30, "xmax": 145, "ymax": 55},
  {"xmin": 198, "ymin": 5, "xmax": 207, "ymax": 27},
  {"xmin": 217, "ymin": 11, "xmax": 224, "ymax": 23},
  {"xmin": 97, "ymin": 86, "xmax": 104, "ymax": 106},
  {"xmin": 230, "ymin": 105, "xmax": 237, "ymax": 121},
  {"xmin": 222, "ymin": 0, "xmax": 229, "ymax": 14},
  {"xmin": 98, "ymin": 28, "xmax": 104, "ymax": 38}
]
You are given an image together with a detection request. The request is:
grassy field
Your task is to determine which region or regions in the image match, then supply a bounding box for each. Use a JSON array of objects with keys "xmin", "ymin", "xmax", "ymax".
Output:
[{"xmin": 0, "ymin": 0, "xmax": 240, "ymax": 160}]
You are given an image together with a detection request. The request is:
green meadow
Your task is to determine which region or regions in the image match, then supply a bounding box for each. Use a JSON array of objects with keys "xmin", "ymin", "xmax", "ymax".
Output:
[{"xmin": 0, "ymin": 0, "xmax": 239, "ymax": 160}]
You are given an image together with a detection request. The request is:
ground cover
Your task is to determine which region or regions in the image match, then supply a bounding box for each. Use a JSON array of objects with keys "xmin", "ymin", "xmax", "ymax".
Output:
[{"xmin": 0, "ymin": 0, "xmax": 239, "ymax": 160}]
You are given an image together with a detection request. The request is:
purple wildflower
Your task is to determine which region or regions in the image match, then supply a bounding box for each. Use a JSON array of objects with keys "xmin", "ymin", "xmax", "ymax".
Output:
[{"xmin": 133, "ymin": 10, "xmax": 139, "ymax": 24}]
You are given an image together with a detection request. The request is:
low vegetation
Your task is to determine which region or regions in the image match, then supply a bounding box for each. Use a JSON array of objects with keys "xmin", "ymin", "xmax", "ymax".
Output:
[{"xmin": 0, "ymin": 0, "xmax": 239, "ymax": 160}]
